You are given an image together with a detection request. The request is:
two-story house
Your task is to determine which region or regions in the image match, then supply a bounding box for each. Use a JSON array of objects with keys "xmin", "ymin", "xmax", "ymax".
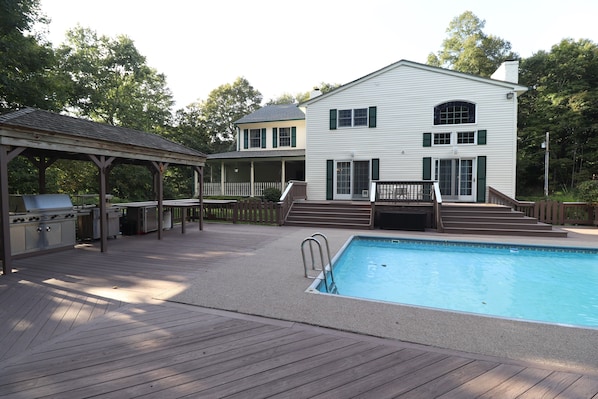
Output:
[
  {"xmin": 205, "ymin": 103, "xmax": 306, "ymax": 197},
  {"xmin": 302, "ymin": 59, "xmax": 528, "ymax": 202}
]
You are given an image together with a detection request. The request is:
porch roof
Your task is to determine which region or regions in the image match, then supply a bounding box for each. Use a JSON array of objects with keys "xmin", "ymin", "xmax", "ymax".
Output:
[{"xmin": 207, "ymin": 149, "xmax": 304, "ymax": 161}]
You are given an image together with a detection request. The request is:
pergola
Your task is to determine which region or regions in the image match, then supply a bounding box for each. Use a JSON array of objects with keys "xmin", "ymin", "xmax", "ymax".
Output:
[{"xmin": 0, "ymin": 108, "xmax": 207, "ymax": 274}]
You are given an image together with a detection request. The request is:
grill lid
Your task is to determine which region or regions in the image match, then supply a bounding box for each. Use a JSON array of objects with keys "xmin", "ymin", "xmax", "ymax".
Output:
[{"xmin": 9, "ymin": 194, "xmax": 73, "ymax": 213}]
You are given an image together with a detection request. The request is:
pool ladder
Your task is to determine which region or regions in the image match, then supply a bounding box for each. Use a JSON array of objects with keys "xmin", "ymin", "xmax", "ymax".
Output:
[{"xmin": 301, "ymin": 232, "xmax": 338, "ymax": 294}]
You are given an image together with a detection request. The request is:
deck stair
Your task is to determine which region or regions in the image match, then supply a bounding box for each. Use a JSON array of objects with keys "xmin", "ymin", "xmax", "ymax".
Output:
[
  {"xmin": 284, "ymin": 201, "xmax": 372, "ymax": 229},
  {"xmin": 441, "ymin": 204, "xmax": 568, "ymax": 237}
]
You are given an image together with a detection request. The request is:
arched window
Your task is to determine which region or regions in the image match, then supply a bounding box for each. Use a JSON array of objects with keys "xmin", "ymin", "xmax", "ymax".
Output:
[{"xmin": 434, "ymin": 101, "xmax": 476, "ymax": 125}]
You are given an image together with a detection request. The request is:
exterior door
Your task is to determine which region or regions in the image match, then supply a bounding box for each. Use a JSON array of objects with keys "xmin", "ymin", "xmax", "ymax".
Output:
[
  {"xmin": 435, "ymin": 158, "xmax": 475, "ymax": 201},
  {"xmin": 334, "ymin": 160, "xmax": 370, "ymax": 200}
]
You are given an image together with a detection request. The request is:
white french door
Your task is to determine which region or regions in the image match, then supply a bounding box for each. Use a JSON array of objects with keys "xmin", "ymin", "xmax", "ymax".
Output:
[
  {"xmin": 334, "ymin": 160, "xmax": 370, "ymax": 200},
  {"xmin": 435, "ymin": 158, "xmax": 475, "ymax": 202}
]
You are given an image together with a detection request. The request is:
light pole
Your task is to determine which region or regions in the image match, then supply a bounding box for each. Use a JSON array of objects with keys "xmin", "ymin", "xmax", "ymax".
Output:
[{"xmin": 542, "ymin": 132, "xmax": 549, "ymax": 197}]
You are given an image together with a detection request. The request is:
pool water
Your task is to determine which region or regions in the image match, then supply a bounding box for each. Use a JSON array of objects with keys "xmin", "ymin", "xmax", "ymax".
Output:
[{"xmin": 314, "ymin": 237, "xmax": 598, "ymax": 328}]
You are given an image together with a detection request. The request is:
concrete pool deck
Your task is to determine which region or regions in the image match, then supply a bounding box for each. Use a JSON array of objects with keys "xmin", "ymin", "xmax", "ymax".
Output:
[{"xmin": 160, "ymin": 223, "xmax": 598, "ymax": 374}]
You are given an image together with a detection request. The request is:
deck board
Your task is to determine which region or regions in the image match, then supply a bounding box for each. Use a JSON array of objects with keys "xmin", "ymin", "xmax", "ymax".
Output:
[{"xmin": 1, "ymin": 224, "xmax": 597, "ymax": 398}]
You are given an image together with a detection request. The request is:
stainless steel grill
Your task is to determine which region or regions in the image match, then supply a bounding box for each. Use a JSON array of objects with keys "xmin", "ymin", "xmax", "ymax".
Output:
[{"xmin": 9, "ymin": 194, "xmax": 76, "ymax": 256}]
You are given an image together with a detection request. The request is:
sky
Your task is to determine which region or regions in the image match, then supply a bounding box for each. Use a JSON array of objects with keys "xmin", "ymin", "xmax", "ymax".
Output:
[{"xmin": 40, "ymin": 0, "xmax": 597, "ymax": 109}]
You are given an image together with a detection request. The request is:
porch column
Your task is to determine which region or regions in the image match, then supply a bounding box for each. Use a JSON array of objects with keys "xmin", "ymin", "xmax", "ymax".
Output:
[
  {"xmin": 220, "ymin": 161, "xmax": 225, "ymax": 196},
  {"xmin": 281, "ymin": 159, "xmax": 286, "ymax": 192},
  {"xmin": 250, "ymin": 161, "xmax": 255, "ymax": 197}
]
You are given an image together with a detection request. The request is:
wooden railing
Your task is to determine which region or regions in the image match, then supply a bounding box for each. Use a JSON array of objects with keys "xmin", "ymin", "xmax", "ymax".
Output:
[
  {"xmin": 433, "ymin": 182, "xmax": 443, "ymax": 232},
  {"xmin": 488, "ymin": 186, "xmax": 598, "ymax": 226},
  {"xmin": 233, "ymin": 200, "xmax": 281, "ymax": 225},
  {"xmin": 374, "ymin": 181, "xmax": 434, "ymax": 202},
  {"xmin": 280, "ymin": 180, "xmax": 307, "ymax": 224},
  {"xmin": 203, "ymin": 199, "xmax": 282, "ymax": 225},
  {"xmin": 488, "ymin": 187, "xmax": 535, "ymax": 216}
]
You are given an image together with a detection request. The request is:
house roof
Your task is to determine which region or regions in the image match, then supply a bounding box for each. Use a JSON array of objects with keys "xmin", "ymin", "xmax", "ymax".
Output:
[
  {"xmin": 235, "ymin": 104, "xmax": 305, "ymax": 124},
  {"xmin": 301, "ymin": 59, "xmax": 529, "ymax": 106},
  {"xmin": 207, "ymin": 149, "xmax": 305, "ymax": 161},
  {"xmin": 0, "ymin": 108, "xmax": 206, "ymax": 166}
]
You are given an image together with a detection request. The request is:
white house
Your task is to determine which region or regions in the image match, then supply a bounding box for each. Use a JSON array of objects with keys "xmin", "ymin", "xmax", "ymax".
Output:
[
  {"xmin": 301, "ymin": 59, "xmax": 528, "ymax": 202},
  {"xmin": 205, "ymin": 104, "xmax": 306, "ymax": 197}
]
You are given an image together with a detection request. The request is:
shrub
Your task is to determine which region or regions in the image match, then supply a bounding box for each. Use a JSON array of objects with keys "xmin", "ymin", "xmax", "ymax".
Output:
[
  {"xmin": 262, "ymin": 187, "xmax": 282, "ymax": 202},
  {"xmin": 576, "ymin": 180, "xmax": 598, "ymax": 203}
]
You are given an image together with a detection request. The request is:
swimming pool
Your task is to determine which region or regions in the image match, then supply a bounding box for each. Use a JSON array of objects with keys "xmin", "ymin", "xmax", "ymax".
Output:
[{"xmin": 310, "ymin": 236, "xmax": 598, "ymax": 328}]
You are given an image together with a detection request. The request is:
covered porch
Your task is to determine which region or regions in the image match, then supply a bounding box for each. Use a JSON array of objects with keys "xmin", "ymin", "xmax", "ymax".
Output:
[{"xmin": 205, "ymin": 149, "xmax": 304, "ymax": 197}]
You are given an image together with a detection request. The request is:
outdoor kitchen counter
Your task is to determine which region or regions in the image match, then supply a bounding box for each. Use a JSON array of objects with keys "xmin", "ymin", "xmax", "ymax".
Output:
[{"xmin": 115, "ymin": 199, "xmax": 236, "ymax": 234}]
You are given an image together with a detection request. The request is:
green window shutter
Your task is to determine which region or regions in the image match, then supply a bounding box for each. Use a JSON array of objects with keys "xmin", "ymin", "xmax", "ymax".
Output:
[
  {"xmin": 261, "ymin": 128, "xmax": 266, "ymax": 148},
  {"xmin": 272, "ymin": 128, "xmax": 278, "ymax": 148},
  {"xmin": 243, "ymin": 129, "xmax": 249, "ymax": 149},
  {"xmin": 422, "ymin": 157, "xmax": 432, "ymax": 180},
  {"xmin": 368, "ymin": 106, "xmax": 377, "ymax": 128},
  {"xmin": 291, "ymin": 126, "xmax": 297, "ymax": 147},
  {"xmin": 477, "ymin": 156, "xmax": 487, "ymax": 202},
  {"xmin": 423, "ymin": 132, "xmax": 431, "ymax": 147},
  {"xmin": 326, "ymin": 160, "xmax": 334, "ymax": 200},
  {"xmin": 477, "ymin": 129, "xmax": 487, "ymax": 145},
  {"xmin": 371, "ymin": 158, "xmax": 380, "ymax": 180},
  {"xmin": 329, "ymin": 109, "xmax": 337, "ymax": 130}
]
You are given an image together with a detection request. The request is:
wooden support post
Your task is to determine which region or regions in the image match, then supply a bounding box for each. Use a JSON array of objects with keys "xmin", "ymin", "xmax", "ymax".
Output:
[
  {"xmin": 1, "ymin": 146, "xmax": 26, "ymax": 274},
  {"xmin": 88, "ymin": 155, "xmax": 115, "ymax": 253},
  {"xmin": 151, "ymin": 161, "xmax": 168, "ymax": 239}
]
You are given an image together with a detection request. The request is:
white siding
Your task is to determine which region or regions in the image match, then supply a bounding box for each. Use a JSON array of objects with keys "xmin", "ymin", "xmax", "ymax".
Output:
[
  {"xmin": 305, "ymin": 64, "xmax": 519, "ymax": 200},
  {"xmin": 237, "ymin": 120, "xmax": 306, "ymax": 151}
]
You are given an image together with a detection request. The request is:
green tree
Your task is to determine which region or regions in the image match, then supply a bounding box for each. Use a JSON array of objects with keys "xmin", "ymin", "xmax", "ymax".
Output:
[
  {"xmin": 427, "ymin": 11, "xmax": 518, "ymax": 77},
  {"xmin": 517, "ymin": 38, "xmax": 598, "ymax": 195},
  {"xmin": 200, "ymin": 77, "xmax": 262, "ymax": 151},
  {"xmin": 0, "ymin": 0, "xmax": 65, "ymax": 112},
  {"xmin": 56, "ymin": 26, "xmax": 174, "ymax": 131},
  {"xmin": 170, "ymin": 102, "xmax": 213, "ymax": 154}
]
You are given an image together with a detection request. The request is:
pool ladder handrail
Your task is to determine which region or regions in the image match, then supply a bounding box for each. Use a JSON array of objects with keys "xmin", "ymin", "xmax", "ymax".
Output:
[{"xmin": 300, "ymin": 232, "xmax": 337, "ymax": 294}]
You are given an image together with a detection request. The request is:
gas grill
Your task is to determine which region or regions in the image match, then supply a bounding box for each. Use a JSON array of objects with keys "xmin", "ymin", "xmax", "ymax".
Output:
[{"xmin": 8, "ymin": 194, "xmax": 76, "ymax": 256}]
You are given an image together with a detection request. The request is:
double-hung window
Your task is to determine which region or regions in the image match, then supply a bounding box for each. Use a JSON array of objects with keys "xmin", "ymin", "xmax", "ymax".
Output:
[
  {"xmin": 249, "ymin": 128, "xmax": 261, "ymax": 148},
  {"xmin": 338, "ymin": 108, "xmax": 368, "ymax": 127},
  {"xmin": 433, "ymin": 132, "xmax": 451, "ymax": 145},
  {"xmin": 457, "ymin": 131, "xmax": 475, "ymax": 144},
  {"xmin": 278, "ymin": 127, "xmax": 291, "ymax": 147}
]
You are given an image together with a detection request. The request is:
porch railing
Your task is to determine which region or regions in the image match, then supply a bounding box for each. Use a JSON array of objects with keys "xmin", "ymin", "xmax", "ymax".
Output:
[
  {"xmin": 488, "ymin": 186, "xmax": 598, "ymax": 226},
  {"xmin": 204, "ymin": 181, "xmax": 284, "ymax": 197},
  {"xmin": 374, "ymin": 181, "xmax": 434, "ymax": 202}
]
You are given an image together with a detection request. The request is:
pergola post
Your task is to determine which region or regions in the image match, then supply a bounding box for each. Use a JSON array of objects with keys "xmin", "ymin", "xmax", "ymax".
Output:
[
  {"xmin": 26, "ymin": 155, "xmax": 58, "ymax": 194},
  {"xmin": 0, "ymin": 146, "xmax": 26, "ymax": 274},
  {"xmin": 89, "ymin": 155, "xmax": 115, "ymax": 253},
  {"xmin": 151, "ymin": 162, "xmax": 168, "ymax": 240}
]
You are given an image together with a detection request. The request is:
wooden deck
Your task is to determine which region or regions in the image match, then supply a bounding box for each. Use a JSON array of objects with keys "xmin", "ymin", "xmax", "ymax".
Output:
[{"xmin": 1, "ymin": 225, "xmax": 598, "ymax": 398}]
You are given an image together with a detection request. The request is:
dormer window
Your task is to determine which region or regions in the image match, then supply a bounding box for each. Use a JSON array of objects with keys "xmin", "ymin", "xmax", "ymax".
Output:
[{"xmin": 434, "ymin": 101, "xmax": 476, "ymax": 125}]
